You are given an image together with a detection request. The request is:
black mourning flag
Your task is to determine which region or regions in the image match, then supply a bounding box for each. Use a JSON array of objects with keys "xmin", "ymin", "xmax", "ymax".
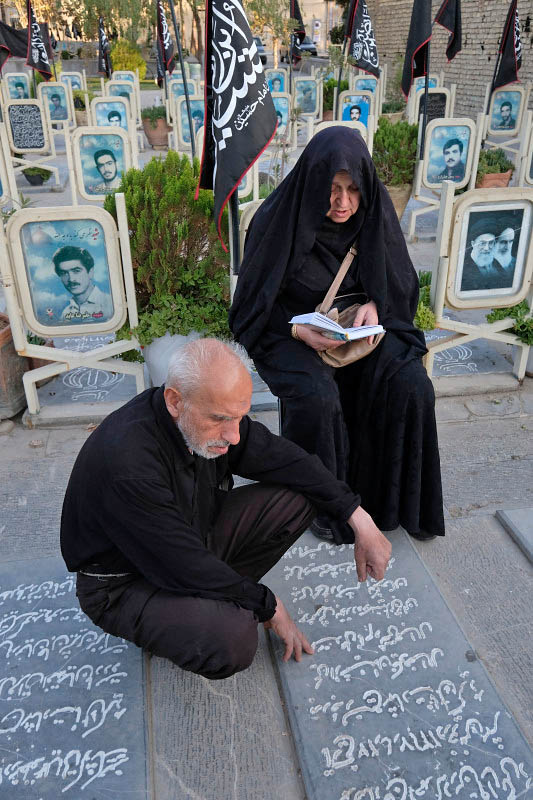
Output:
[
  {"xmin": 26, "ymin": 0, "xmax": 52, "ymax": 79},
  {"xmin": 157, "ymin": 0, "xmax": 175, "ymax": 77},
  {"xmin": 401, "ymin": 0, "xmax": 432, "ymax": 98},
  {"xmin": 348, "ymin": 0, "xmax": 379, "ymax": 77},
  {"xmin": 434, "ymin": 0, "xmax": 462, "ymax": 60},
  {"xmin": 197, "ymin": 0, "xmax": 277, "ymax": 249},
  {"xmin": 156, "ymin": 38, "xmax": 166, "ymax": 87},
  {"xmin": 494, "ymin": 0, "xmax": 522, "ymax": 89},
  {"xmin": 290, "ymin": 0, "xmax": 306, "ymax": 45},
  {"xmin": 98, "ymin": 16, "xmax": 112, "ymax": 78}
]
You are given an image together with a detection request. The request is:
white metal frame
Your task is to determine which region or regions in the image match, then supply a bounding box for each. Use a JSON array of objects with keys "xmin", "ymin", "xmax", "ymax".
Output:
[
  {"xmin": 4, "ymin": 100, "xmax": 60, "ymax": 187},
  {"xmin": 336, "ymin": 89, "xmax": 375, "ymax": 133},
  {"xmin": 408, "ymin": 115, "xmax": 483, "ymax": 240},
  {"xmin": 517, "ymin": 111, "xmax": 533, "ymax": 187},
  {"xmin": 408, "ymin": 86, "xmax": 454, "ymax": 125},
  {"xmin": 425, "ymin": 181, "xmax": 532, "ymax": 379},
  {"xmin": 60, "ymin": 71, "xmax": 86, "ymax": 92},
  {"xmin": 293, "ymin": 76, "xmax": 322, "ymax": 120},
  {"xmin": 2, "ymin": 72, "xmax": 31, "ymax": 103},
  {"xmin": 0, "ymin": 197, "xmax": 144, "ymax": 414},
  {"xmin": 166, "ymin": 79, "xmax": 198, "ymax": 123},
  {"xmin": 0, "ymin": 121, "xmax": 20, "ymax": 208},
  {"xmin": 37, "ymin": 80, "xmax": 75, "ymax": 126},
  {"xmin": 67, "ymin": 126, "xmax": 134, "ymax": 203}
]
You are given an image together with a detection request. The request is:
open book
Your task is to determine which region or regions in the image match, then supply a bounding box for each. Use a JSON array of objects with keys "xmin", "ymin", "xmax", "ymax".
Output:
[{"xmin": 290, "ymin": 312, "xmax": 385, "ymax": 342}]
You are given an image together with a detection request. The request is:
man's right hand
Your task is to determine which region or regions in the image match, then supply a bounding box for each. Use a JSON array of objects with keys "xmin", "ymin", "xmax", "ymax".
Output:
[
  {"xmin": 348, "ymin": 506, "xmax": 391, "ymax": 582},
  {"xmin": 294, "ymin": 325, "xmax": 345, "ymax": 352}
]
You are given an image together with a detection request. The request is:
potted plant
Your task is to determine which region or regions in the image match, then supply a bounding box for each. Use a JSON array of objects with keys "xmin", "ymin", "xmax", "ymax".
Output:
[
  {"xmin": 25, "ymin": 332, "xmax": 55, "ymax": 386},
  {"xmin": 486, "ymin": 301, "xmax": 533, "ymax": 376},
  {"xmin": 141, "ymin": 105, "xmax": 171, "ymax": 149},
  {"xmin": 381, "ymin": 99, "xmax": 406, "ymax": 124},
  {"xmin": 372, "ymin": 117, "xmax": 418, "ymax": 220},
  {"xmin": 22, "ymin": 166, "xmax": 53, "ymax": 186},
  {"xmin": 475, "ymin": 148, "xmax": 515, "ymax": 188},
  {"xmin": 0, "ymin": 313, "xmax": 28, "ymax": 419},
  {"xmin": 104, "ymin": 151, "xmax": 230, "ymax": 385},
  {"xmin": 72, "ymin": 88, "xmax": 96, "ymax": 126}
]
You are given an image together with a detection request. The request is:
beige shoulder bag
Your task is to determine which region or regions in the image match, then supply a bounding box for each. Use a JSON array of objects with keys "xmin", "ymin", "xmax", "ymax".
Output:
[{"xmin": 315, "ymin": 245, "xmax": 385, "ymax": 368}]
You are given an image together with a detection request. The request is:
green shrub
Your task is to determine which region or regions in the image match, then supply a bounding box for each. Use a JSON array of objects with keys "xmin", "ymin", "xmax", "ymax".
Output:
[
  {"xmin": 72, "ymin": 88, "xmax": 96, "ymax": 110},
  {"xmin": 372, "ymin": 117, "xmax": 418, "ymax": 185},
  {"xmin": 141, "ymin": 105, "xmax": 167, "ymax": 129},
  {"xmin": 22, "ymin": 166, "xmax": 52, "ymax": 181},
  {"xmin": 110, "ymin": 40, "xmax": 147, "ymax": 80},
  {"xmin": 104, "ymin": 151, "xmax": 230, "ymax": 346},
  {"xmin": 476, "ymin": 148, "xmax": 515, "ymax": 184},
  {"xmin": 322, "ymin": 77, "xmax": 349, "ymax": 112},
  {"xmin": 415, "ymin": 270, "xmax": 437, "ymax": 331},
  {"xmin": 381, "ymin": 99, "xmax": 405, "ymax": 114},
  {"xmin": 486, "ymin": 301, "xmax": 533, "ymax": 345}
]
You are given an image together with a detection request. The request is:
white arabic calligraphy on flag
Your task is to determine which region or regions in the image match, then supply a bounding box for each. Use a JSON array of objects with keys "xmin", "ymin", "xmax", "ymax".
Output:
[{"xmin": 349, "ymin": 0, "xmax": 379, "ymax": 77}]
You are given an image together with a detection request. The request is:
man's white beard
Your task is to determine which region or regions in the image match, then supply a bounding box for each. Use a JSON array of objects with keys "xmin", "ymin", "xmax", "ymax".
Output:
[{"xmin": 176, "ymin": 408, "xmax": 229, "ymax": 460}]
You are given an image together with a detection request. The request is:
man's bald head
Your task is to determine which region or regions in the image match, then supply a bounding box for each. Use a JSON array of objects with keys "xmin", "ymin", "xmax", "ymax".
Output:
[{"xmin": 164, "ymin": 339, "xmax": 253, "ymax": 459}]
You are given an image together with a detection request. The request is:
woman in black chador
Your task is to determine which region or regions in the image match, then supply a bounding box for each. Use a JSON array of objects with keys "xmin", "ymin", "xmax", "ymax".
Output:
[{"xmin": 229, "ymin": 127, "xmax": 444, "ymax": 544}]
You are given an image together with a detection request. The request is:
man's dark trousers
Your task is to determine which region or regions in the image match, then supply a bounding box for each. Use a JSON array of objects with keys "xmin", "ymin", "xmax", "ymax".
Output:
[{"xmin": 76, "ymin": 484, "xmax": 315, "ymax": 680}]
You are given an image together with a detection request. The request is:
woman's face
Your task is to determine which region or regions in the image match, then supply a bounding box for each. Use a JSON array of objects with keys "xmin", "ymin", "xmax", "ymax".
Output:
[{"xmin": 326, "ymin": 171, "xmax": 361, "ymax": 224}]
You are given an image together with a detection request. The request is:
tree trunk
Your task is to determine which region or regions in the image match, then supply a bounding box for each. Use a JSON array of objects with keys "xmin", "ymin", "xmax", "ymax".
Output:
[{"xmin": 273, "ymin": 37, "xmax": 279, "ymax": 68}]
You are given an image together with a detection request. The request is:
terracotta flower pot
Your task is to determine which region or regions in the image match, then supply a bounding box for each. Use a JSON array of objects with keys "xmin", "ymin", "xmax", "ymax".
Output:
[
  {"xmin": 386, "ymin": 184, "xmax": 412, "ymax": 221},
  {"xmin": 0, "ymin": 313, "xmax": 28, "ymax": 419},
  {"xmin": 75, "ymin": 109, "xmax": 88, "ymax": 127},
  {"xmin": 322, "ymin": 110, "xmax": 334, "ymax": 121},
  {"xmin": 142, "ymin": 117, "xmax": 171, "ymax": 149},
  {"xmin": 381, "ymin": 111, "xmax": 404, "ymax": 124},
  {"xmin": 476, "ymin": 170, "xmax": 513, "ymax": 189}
]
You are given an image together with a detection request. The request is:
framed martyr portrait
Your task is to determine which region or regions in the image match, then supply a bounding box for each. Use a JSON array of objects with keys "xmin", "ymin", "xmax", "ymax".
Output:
[
  {"xmin": 266, "ymin": 69, "xmax": 286, "ymax": 93},
  {"xmin": 5, "ymin": 100, "xmax": 49, "ymax": 153},
  {"xmin": 423, "ymin": 118, "xmax": 476, "ymax": 191},
  {"xmin": 38, "ymin": 82, "xmax": 72, "ymax": 123},
  {"xmin": 6, "ymin": 72, "xmax": 30, "ymax": 100},
  {"xmin": 446, "ymin": 190, "xmax": 533, "ymax": 309},
  {"xmin": 108, "ymin": 81, "xmax": 138, "ymax": 119},
  {"xmin": 488, "ymin": 87, "xmax": 525, "ymax": 137},
  {"xmin": 60, "ymin": 71, "xmax": 83, "ymax": 91},
  {"xmin": 91, "ymin": 97, "xmax": 131, "ymax": 132},
  {"xmin": 413, "ymin": 87, "xmax": 450, "ymax": 125},
  {"xmin": 71, "ymin": 127, "xmax": 131, "ymax": 201},
  {"xmin": 354, "ymin": 76, "xmax": 378, "ymax": 93},
  {"xmin": 271, "ymin": 93, "xmax": 291, "ymax": 141},
  {"xmin": 176, "ymin": 95, "xmax": 204, "ymax": 147},
  {"xmin": 339, "ymin": 91, "xmax": 373, "ymax": 127},
  {"xmin": 294, "ymin": 78, "xmax": 319, "ymax": 116},
  {"xmin": 186, "ymin": 62, "xmax": 202, "ymax": 81},
  {"xmin": 6, "ymin": 207, "xmax": 127, "ymax": 337},
  {"xmin": 112, "ymin": 70, "xmax": 136, "ymax": 83},
  {"xmin": 168, "ymin": 79, "xmax": 197, "ymax": 102}
]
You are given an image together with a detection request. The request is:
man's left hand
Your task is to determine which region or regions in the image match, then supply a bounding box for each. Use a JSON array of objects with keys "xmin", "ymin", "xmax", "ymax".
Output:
[{"xmin": 264, "ymin": 596, "xmax": 314, "ymax": 662}]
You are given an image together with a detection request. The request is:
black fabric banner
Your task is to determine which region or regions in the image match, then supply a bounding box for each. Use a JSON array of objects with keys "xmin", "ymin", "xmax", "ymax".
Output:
[
  {"xmin": 197, "ymin": 0, "xmax": 277, "ymax": 249},
  {"xmin": 434, "ymin": 0, "xmax": 462, "ymax": 60},
  {"xmin": 156, "ymin": 0, "xmax": 175, "ymax": 75},
  {"xmin": 98, "ymin": 16, "xmax": 112, "ymax": 78},
  {"xmin": 26, "ymin": 0, "xmax": 52, "ymax": 79},
  {"xmin": 494, "ymin": 0, "xmax": 522, "ymax": 89},
  {"xmin": 290, "ymin": 0, "xmax": 306, "ymax": 45},
  {"xmin": 348, "ymin": 0, "xmax": 379, "ymax": 77},
  {"xmin": 401, "ymin": 0, "xmax": 432, "ymax": 98},
  {"xmin": 156, "ymin": 37, "xmax": 166, "ymax": 87},
  {"xmin": 344, "ymin": 0, "xmax": 357, "ymax": 40},
  {"xmin": 0, "ymin": 20, "xmax": 51, "ymax": 71}
]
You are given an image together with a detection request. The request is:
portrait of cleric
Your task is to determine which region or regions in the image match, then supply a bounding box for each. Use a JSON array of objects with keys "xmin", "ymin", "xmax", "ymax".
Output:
[
  {"xmin": 19, "ymin": 219, "xmax": 115, "ymax": 327},
  {"xmin": 490, "ymin": 90, "xmax": 520, "ymax": 132},
  {"xmin": 427, "ymin": 125, "xmax": 470, "ymax": 185},
  {"xmin": 459, "ymin": 210, "xmax": 523, "ymax": 293}
]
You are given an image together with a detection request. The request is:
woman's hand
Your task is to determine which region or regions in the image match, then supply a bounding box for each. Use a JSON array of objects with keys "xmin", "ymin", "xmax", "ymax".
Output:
[
  {"xmin": 351, "ymin": 301, "xmax": 379, "ymax": 344},
  {"xmin": 294, "ymin": 325, "xmax": 345, "ymax": 352}
]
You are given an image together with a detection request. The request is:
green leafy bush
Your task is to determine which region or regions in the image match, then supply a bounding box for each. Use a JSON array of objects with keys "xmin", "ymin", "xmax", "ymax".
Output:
[
  {"xmin": 486, "ymin": 301, "xmax": 533, "ymax": 345},
  {"xmin": 415, "ymin": 270, "xmax": 436, "ymax": 331},
  {"xmin": 104, "ymin": 151, "xmax": 230, "ymax": 346},
  {"xmin": 381, "ymin": 99, "xmax": 405, "ymax": 114},
  {"xmin": 22, "ymin": 166, "xmax": 52, "ymax": 181},
  {"xmin": 372, "ymin": 118, "xmax": 418, "ymax": 186},
  {"xmin": 322, "ymin": 77, "xmax": 349, "ymax": 112},
  {"xmin": 110, "ymin": 40, "xmax": 147, "ymax": 80},
  {"xmin": 141, "ymin": 105, "xmax": 167, "ymax": 129},
  {"xmin": 72, "ymin": 89, "xmax": 96, "ymax": 110},
  {"xmin": 476, "ymin": 148, "xmax": 515, "ymax": 185}
]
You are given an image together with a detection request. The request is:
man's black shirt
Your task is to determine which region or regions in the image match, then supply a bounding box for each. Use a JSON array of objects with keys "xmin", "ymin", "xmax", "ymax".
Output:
[{"xmin": 61, "ymin": 387, "xmax": 360, "ymax": 621}]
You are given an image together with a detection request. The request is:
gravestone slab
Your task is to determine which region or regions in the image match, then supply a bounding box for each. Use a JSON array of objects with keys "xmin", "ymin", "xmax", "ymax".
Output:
[
  {"xmin": 496, "ymin": 509, "xmax": 533, "ymax": 563},
  {"xmin": 419, "ymin": 92, "xmax": 447, "ymax": 124},
  {"xmin": 265, "ymin": 531, "xmax": 533, "ymax": 800},
  {"xmin": 0, "ymin": 557, "xmax": 149, "ymax": 797},
  {"xmin": 426, "ymin": 328, "xmax": 513, "ymax": 377}
]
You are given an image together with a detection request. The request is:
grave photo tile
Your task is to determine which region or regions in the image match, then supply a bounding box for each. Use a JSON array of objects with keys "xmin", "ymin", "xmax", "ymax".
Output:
[
  {"xmin": 265, "ymin": 531, "xmax": 533, "ymax": 800},
  {"xmin": 0, "ymin": 557, "xmax": 149, "ymax": 797}
]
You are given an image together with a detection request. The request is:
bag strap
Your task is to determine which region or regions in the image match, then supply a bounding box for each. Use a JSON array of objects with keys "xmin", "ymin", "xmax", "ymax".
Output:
[{"xmin": 318, "ymin": 245, "xmax": 358, "ymax": 314}]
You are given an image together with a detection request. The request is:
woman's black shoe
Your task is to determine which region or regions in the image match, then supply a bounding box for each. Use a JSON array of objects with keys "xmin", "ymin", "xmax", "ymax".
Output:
[{"xmin": 310, "ymin": 517, "xmax": 335, "ymax": 542}]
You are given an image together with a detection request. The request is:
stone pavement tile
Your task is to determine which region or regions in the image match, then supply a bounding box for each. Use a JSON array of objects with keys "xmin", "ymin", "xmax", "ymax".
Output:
[
  {"xmin": 148, "ymin": 627, "xmax": 305, "ymax": 800},
  {"xmin": 410, "ymin": 515, "xmax": 533, "ymax": 745},
  {"xmin": 434, "ymin": 397, "xmax": 470, "ymax": 422},
  {"xmin": 0, "ymin": 556, "xmax": 149, "ymax": 797},
  {"xmin": 464, "ymin": 393, "xmax": 522, "ymax": 418},
  {"xmin": 496, "ymin": 508, "xmax": 533, "ymax": 563},
  {"xmin": 264, "ymin": 530, "xmax": 533, "ymax": 800}
]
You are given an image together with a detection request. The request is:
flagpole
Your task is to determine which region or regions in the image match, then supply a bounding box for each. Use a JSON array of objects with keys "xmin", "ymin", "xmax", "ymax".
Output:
[
  {"xmin": 167, "ymin": 0, "xmax": 195, "ymax": 158},
  {"xmin": 335, "ymin": 0, "xmax": 355, "ymax": 120},
  {"xmin": 418, "ymin": 39, "xmax": 430, "ymax": 159}
]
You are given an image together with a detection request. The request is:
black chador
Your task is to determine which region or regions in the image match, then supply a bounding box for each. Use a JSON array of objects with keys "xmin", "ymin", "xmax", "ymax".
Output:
[{"xmin": 230, "ymin": 127, "xmax": 444, "ymax": 542}]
